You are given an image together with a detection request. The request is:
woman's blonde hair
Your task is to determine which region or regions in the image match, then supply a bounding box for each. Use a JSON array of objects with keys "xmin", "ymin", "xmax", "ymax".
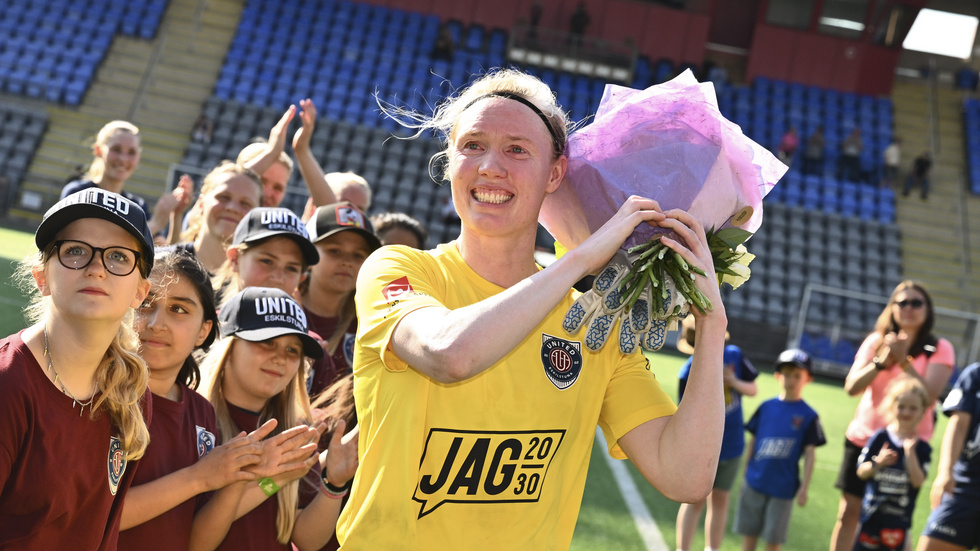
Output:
[
  {"xmin": 378, "ymin": 68, "xmax": 572, "ymax": 183},
  {"xmin": 17, "ymin": 246, "xmax": 150, "ymax": 461},
  {"xmin": 89, "ymin": 120, "xmax": 140, "ymax": 181},
  {"xmin": 199, "ymin": 336, "xmax": 313, "ymax": 544},
  {"xmin": 877, "ymin": 376, "xmax": 929, "ymax": 423},
  {"xmin": 181, "ymin": 162, "xmax": 262, "ymax": 243}
]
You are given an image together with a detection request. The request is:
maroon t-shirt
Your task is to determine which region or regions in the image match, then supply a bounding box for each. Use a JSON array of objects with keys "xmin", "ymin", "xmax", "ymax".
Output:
[
  {"xmin": 0, "ymin": 331, "xmax": 149, "ymax": 550},
  {"xmin": 117, "ymin": 385, "xmax": 218, "ymax": 550},
  {"xmin": 216, "ymin": 405, "xmax": 319, "ymax": 551},
  {"xmin": 303, "ymin": 308, "xmax": 353, "ymax": 398}
]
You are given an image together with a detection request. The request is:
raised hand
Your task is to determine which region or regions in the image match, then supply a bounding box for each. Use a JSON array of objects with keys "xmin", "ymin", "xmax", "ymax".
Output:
[
  {"xmin": 267, "ymin": 104, "xmax": 296, "ymax": 156},
  {"xmin": 292, "ymin": 98, "xmax": 317, "ymax": 154}
]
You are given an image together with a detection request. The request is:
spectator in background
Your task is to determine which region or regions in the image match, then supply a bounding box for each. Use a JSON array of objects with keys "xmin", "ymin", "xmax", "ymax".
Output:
[
  {"xmin": 569, "ymin": 1, "xmax": 590, "ymax": 48},
  {"xmin": 675, "ymin": 315, "xmax": 757, "ymax": 551},
  {"xmin": 881, "ymin": 137, "xmax": 902, "ymax": 189},
  {"xmin": 300, "ymin": 202, "xmax": 381, "ymax": 397},
  {"xmin": 777, "ymin": 126, "xmax": 799, "ymax": 166},
  {"xmin": 211, "ymin": 207, "xmax": 320, "ymax": 308},
  {"xmin": 903, "ymin": 151, "xmax": 932, "ymax": 200},
  {"xmin": 62, "ymin": 120, "xmax": 190, "ymax": 237},
  {"xmin": 838, "ymin": 128, "xmax": 864, "ymax": 183},
  {"xmin": 370, "ymin": 212, "xmax": 429, "ymax": 249},
  {"xmin": 853, "ymin": 377, "xmax": 930, "ymax": 551},
  {"xmin": 301, "ymin": 171, "xmax": 372, "ymax": 223},
  {"xmin": 175, "ymin": 162, "xmax": 262, "ymax": 273},
  {"xmin": 292, "ymin": 99, "xmax": 382, "ymax": 217},
  {"xmin": 734, "ymin": 349, "xmax": 826, "ymax": 551},
  {"xmin": 802, "ymin": 125, "xmax": 826, "ymax": 176},
  {"xmin": 528, "ymin": 1, "xmax": 543, "ymax": 42},
  {"xmin": 237, "ymin": 140, "xmax": 293, "ymax": 210},
  {"xmin": 192, "ymin": 114, "xmax": 213, "ymax": 144},
  {"xmin": 830, "ymin": 281, "xmax": 955, "ymax": 551},
  {"xmin": 430, "ymin": 24, "xmax": 455, "ymax": 62}
]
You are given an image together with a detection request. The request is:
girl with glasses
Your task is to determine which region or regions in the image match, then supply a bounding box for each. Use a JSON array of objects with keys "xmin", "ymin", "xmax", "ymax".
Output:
[
  {"xmin": 831, "ymin": 280, "xmax": 956, "ymax": 551},
  {"xmin": 0, "ymin": 189, "xmax": 154, "ymax": 548}
]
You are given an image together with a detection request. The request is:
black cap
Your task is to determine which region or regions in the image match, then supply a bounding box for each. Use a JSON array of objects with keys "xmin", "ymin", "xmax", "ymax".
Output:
[
  {"xmin": 219, "ymin": 287, "xmax": 324, "ymax": 359},
  {"xmin": 233, "ymin": 207, "xmax": 319, "ymax": 266},
  {"xmin": 36, "ymin": 189, "xmax": 154, "ymax": 275},
  {"xmin": 306, "ymin": 202, "xmax": 381, "ymax": 251},
  {"xmin": 774, "ymin": 348, "xmax": 813, "ymax": 375}
]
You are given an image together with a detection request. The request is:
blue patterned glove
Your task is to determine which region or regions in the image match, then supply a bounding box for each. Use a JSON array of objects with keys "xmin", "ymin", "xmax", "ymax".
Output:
[{"xmin": 564, "ymin": 252, "xmax": 673, "ymax": 354}]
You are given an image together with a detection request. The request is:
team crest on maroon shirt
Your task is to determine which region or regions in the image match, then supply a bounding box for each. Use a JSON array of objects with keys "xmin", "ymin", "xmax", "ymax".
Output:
[
  {"xmin": 196, "ymin": 425, "xmax": 216, "ymax": 458},
  {"xmin": 107, "ymin": 436, "xmax": 128, "ymax": 495},
  {"xmin": 541, "ymin": 334, "xmax": 583, "ymax": 390}
]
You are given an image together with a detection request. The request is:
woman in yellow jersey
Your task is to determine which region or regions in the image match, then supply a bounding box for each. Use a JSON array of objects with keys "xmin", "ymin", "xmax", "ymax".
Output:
[{"xmin": 338, "ymin": 68, "xmax": 729, "ymax": 550}]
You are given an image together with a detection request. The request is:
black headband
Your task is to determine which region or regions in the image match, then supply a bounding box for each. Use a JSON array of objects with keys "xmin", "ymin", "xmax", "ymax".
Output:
[{"xmin": 462, "ymin": 92, "xmax": 564, "ymax": 155}]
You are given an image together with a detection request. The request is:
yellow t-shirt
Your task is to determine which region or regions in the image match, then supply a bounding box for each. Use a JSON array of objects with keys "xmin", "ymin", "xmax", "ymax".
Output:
[{"xmin": 337, "ymin": 243, "xmax": 676, "ymax": 550}]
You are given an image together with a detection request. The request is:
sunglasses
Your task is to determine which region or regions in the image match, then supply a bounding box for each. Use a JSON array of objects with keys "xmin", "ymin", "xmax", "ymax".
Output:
[{"xmin": 895, "ymin": 299, "xmax": 925, "ymax": 309}]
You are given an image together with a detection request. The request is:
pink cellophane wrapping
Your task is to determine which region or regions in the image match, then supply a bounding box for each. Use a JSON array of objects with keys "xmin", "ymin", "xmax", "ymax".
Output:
[{"xmin": 540, "ymin": 70, "xmax": 788, "ymax": 251}]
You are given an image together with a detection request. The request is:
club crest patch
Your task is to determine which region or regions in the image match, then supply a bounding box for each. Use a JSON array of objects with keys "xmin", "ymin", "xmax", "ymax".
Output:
[
  {"xmin": 541, "ymin": 334, "xmax": 583, "ymax": 390},
  {"xmin": 196, "ymin": 425, "xmax": 216, "ymax": 458},
  {"xmin": 107, "ymin": 436, "xmax": 127, "ymax": 495}
]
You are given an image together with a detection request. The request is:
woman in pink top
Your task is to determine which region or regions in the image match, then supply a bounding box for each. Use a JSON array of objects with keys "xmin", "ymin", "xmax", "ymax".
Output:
[{"xmin": 829, "ymin": 281, "xmax": 955, "ymax": 551}]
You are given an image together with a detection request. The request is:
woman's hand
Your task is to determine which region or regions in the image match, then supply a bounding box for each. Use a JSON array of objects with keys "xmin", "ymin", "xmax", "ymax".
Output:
[
  {"xmin": 880, "ymin": 331, "xmax": 911, "ymax": 365},
  {"xmin": 569, "ymin": 195, "xmax": 665, "ymax": 276},
  {"xmin": 656, "ymin": 208, "xmax": 723, "ymax": 322}
]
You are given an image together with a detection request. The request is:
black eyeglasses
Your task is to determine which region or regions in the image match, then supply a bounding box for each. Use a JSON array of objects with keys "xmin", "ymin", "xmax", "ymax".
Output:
[
  {"xmin": 895, "ymin": 299, "xmax": 925, "ymax": 309},
  {"xmin": 53, "ymin": 240, "xmax": 141, "ymax": 277}
]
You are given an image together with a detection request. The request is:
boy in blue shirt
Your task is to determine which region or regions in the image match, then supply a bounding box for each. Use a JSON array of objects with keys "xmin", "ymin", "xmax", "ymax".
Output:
[
  {"xmin": 676, "ymin": 315, "xmax": 759, "ymax": 551},
  {"xmin": 734, "ymin": 348, "xmax": 827, "ymax": 551}
]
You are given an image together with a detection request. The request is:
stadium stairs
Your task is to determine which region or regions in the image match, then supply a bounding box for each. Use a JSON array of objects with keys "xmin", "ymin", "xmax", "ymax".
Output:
[
  {"xmin": 891, "ymin": 78, "xmax": 980, "ymax": 357},
  {"xmin": 7, "ymin": 0, "xmax": 243, "ymax": 227}
]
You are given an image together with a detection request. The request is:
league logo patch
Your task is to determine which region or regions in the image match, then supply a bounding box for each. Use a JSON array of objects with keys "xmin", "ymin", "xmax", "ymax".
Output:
[
  {"xmin": 343, "ymin": 332, "xmax": 356, "ymax": 366},
  {"xmin": 107, "ymin": 436, "xmax": 127, "ymax": 495},
  {"xmin": 196, "ymin": 425, "xmax": 216, "ymax": 458},
  {"xmin": 541, "ymin": 334, "xmax": 583, "ymax": 390},
  {"xmin": 383, "ymin": 276, "xmax": 414, "ymax": 302}
]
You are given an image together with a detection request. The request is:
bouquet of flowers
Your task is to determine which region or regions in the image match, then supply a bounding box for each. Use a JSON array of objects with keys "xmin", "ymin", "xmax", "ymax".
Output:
[{"xmin": 541, "ymin": 70, "xmax": 787, "ymax": 353}]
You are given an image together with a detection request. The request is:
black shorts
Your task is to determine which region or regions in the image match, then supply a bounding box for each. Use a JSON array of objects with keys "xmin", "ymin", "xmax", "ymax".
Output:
[{"xmin": 834, "ymin": 437, "xmax": 867, "ymax": 497}]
